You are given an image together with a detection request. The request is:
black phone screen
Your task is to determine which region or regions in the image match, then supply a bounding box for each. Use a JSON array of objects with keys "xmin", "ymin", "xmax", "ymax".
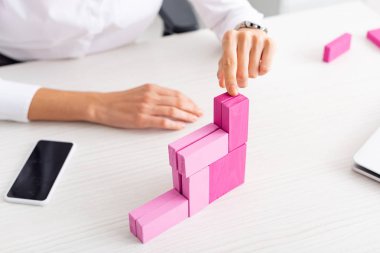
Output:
[{"xmin": 7, "ymin": 140, "xmax": 73, "ymax": 201}]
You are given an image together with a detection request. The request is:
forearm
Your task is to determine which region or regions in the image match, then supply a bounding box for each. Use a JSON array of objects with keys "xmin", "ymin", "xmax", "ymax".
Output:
[{"xmin": 28, "ymin": 88, "xmax": 96, "ymax": 122}]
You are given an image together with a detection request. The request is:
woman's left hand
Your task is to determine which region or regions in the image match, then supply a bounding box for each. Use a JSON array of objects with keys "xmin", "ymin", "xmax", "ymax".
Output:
[{"xmin": 217, "ymin": 28, "xmax": 275, "ymax": 96}]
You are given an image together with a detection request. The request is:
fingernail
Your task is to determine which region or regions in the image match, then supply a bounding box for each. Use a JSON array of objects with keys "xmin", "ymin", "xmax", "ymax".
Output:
[
  {"xmin": 230, "ymin": 86, "xmax": 238, "ymax": 96},
  {"xmin": 238, "ymin": 80, "xmax": 248, "ymax": 88},
  {"xmin": 177, "ymin": 122, "xmax": 186, "ymax": 128}
]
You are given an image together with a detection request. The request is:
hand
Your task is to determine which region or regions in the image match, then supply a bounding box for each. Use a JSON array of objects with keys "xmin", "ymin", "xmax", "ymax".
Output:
[
  {"xmin": 217, "ymin": 28, "xmax": 275, "ymax": 96},
  {"xmin": 89, "ymin": 84, "xmax": 203, "ymax": 130},
  {"xmin": 29, "ymin": 84, "xmax": 203, "ymax": 130}
]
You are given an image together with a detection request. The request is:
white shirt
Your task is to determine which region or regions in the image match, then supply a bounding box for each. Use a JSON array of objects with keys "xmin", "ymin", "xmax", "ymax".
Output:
[{"xmin": 0, "ymin": 0, "xmax": 263, "ymax": 122}]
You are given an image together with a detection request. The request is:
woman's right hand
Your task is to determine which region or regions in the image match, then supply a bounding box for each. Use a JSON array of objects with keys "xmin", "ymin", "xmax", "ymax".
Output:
[
  {"xmin": 29, "ymin": 83, "xmax": 203, "ymax": 130},
  {"xmin": 88, "ymin": 84, "xmax": 203, "ymax": 130}
]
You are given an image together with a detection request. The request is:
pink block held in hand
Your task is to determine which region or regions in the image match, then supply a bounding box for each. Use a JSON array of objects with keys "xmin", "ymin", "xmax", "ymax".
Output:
[
  {"xmin": 214, "ymin": 92, "xmax": 234, "ymax": 127},
  {"xmin": 221, "ymin": 94, "xmax": 249, "ymax": 151},
  {"xmin": 323, "ymin": 33, "xmax": 351, "ymax": 63}
]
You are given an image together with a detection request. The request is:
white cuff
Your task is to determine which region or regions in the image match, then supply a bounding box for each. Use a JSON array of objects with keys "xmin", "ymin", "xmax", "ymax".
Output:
[
  {"xmin": 215, "ymin": 8, "xmax": 264, "ymax": 40},
  {"xmin": 0, "ymin": 79, "xmax": 41, "ymax": 122}
]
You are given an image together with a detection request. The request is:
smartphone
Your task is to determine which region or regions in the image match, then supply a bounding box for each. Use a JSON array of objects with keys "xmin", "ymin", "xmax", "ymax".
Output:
[
  {"xmin": 4, "ymin": 140, "xmax": 74, "ymax": 206},
  {"xmin": 353, "ymin": 127, "xmax": 380, "ymax": 182}
]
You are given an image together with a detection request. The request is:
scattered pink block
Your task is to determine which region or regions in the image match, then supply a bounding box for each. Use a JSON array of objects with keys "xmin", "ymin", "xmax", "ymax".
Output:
[
  {"xmin": 214, "ymin": 92, "xmax": 234, "ymax": 127},
  {"xmin": 168, "ymin": 123, "xmax": 219, "ymax": 170},
  {"xmin": 367, "ymin": 28, "xmax": 380, "ymax": 48},
  {"xmin": 136, "ymin": 189, "xmax": 188, "ymax": 243},
  {"xmin": 177, "ymin": 129, "xmax": 228, "ymax": 178},
  {"xmin": 182, "ymin": 166, "xmax": 209, "ymax": 216},
  {"xmin": 221, "ymin": 94, "xmax": 249, "ymax": 151},
  {"xmin": 209, "ymin": 144, "xmax": 247, "ymax": 203},
  {"xmin": 323, "ymin": 33, "xmax": 351, "ymax": 63},
  {"xmin": 129, "ymin": 189, "xmax": 177, "ymax": 236}
]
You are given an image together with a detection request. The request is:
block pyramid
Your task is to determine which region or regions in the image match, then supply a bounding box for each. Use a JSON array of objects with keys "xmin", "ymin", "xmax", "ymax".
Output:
[{"xmin": 129, "ymin": 92, "xmax": 249, "ymax": 243}]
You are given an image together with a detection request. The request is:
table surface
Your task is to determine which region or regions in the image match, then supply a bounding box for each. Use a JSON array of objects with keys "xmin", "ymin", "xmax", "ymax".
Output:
[{"xmin": 1, "ymin": 2, "xmax": 380, "ymax": 252}]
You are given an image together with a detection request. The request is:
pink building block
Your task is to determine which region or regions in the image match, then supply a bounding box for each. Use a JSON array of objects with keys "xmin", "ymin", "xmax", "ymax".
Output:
[
  {"xmin": 182, "ymin": 166, "xmax": 209, "ymax": 216},
  {"xmin": 209, "ymin": 144, "xmax": 247, "ymax": 203},
  {"xmin": 177, "ymin": 129, "xmax": 228, "ymax": 178},
  {"xmin": 222, "ymin": 94, "xmax": 249, "ymax": 151},
  {"xmin": 168, "ymin": 123, "xmax": 219, "ymax": 170},
  {"xmin": 136, "ymin": 189, "xmax": 188, "ymax": 243},
  {"xmin": 171, "ymin": 167, "xmax": 182, "ymax": 193},
  {"xmin": 214, "ymin": 92, "xmax": 234, "ymax": 127},
  {"xmin": 367, "ymin": 28, "xmax": 380, "ymax": 48},
  {"xmin": 129, "ymin": 189, "xmax": 177, "ymax": 236},
  {"xmin": 323, "ymin": 33, "xmax": 351, "ymax": 63}
]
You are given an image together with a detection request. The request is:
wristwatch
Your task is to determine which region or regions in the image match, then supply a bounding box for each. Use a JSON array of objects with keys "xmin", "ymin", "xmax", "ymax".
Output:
[{"xmin": 235, "ymin": 21, "xmax": 268, "ymax": 33}]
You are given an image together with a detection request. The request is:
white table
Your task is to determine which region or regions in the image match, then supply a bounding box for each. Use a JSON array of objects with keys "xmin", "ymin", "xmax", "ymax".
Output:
[{"xmin": 1, "ymin": 2, "xmax": 380, "ymax": 252}]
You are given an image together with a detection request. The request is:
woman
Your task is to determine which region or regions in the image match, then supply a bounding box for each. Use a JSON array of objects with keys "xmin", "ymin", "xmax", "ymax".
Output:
[{"xmin": 0, "ymin": 0, "xmax": 274, "ymax": 130}]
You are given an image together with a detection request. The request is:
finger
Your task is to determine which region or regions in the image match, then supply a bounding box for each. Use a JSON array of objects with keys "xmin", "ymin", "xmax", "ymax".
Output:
[
  {"xmin": 133, "ymin": 84, "xmax": 188, "ymax": 102},
  {"xmin": 145, "ymin": 83, "xmax": 178, "ymax": 96},
  {"xmin": 217, "ymin": 60, "xmax": 225, "ymax": 88},
  {"xmin": 141, "ymin": 83, "xmax": 185, "ymax": 99},
  {"xmin": 139, "ymin": 114, "xmax": 186, "ymax": 130},
  {"xmin": 222, "ymin": 31, "xmax": 238, "ymax": 96},
  {"xmin": 248, "ymin": 35, "xmax": 264, "ymax": 78},
  {"xmin": 259, "ymin": 38, "xmax": 275, "ymax": 75},
  {"xmin": 153, "ymin": 105, "xmax": 198, "ymax": 123},
  {"xmin": 157, "ymin": 96, "xmax": 203, "ymax": 117},
  {"xmin": 170, "ymin": 93, "xmax": 203, "ymax": 116},
  {"xmin": 236, "ymin": 32, "xmax": 251, "ymax": 88},
  {"xmin": 106, "ymin": 104, "xmax": 186, "ymax": 130},
  {"xmin": 143, "ymin": 84, "xmax": 203, "ymax": 116}
]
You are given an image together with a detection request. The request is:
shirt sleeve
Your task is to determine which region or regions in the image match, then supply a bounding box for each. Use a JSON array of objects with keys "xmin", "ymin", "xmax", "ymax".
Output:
[
  {"xmin": 188, "ymin": 0, "xmax": 264, "ymax": 40},
  {"xmin": 0, "ymin": 78, "xmax": 40, "ymax": 122}
]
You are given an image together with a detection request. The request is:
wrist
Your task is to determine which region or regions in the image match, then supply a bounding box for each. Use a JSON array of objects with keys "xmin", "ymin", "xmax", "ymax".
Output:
[
  {"xmin": 234, "ymin": 21, "xmax": 268, "ymax": 33},
  {"xmin": 85, "ymin": 92, "xmax": 105, "ymax": 123}
]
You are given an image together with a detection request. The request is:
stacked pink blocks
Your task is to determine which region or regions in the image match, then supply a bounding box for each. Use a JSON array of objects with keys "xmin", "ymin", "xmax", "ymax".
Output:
[{"xmin": 129, "ymin": 93, "xmax": 249, "ymax": 243}]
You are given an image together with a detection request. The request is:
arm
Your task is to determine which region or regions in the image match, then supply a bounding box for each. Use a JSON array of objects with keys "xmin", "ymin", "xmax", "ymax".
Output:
[
  {"xmin": 28, "ymin": 84, "xmax": 203, "ymax": 130},
  {"xmin": 0, "ymin": 80, "xmax": 202, "ymax": 130},
  {"xmin": 189, "ymin": 0, "xmax": 275, "ymax": 96}
]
